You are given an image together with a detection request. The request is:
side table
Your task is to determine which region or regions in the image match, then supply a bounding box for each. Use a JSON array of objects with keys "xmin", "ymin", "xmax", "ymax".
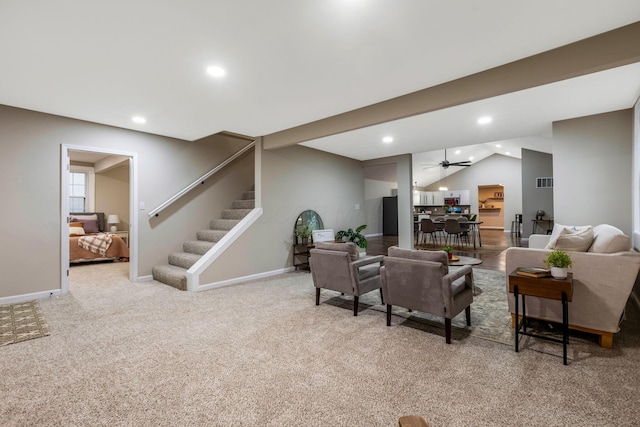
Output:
[
  {"xmin": 293, "ymin": 243, "xmax": 315, "ymax": 271},
  {"xmin": 508, "ymin": 271, "xmax": 573, "ymax": 365}
]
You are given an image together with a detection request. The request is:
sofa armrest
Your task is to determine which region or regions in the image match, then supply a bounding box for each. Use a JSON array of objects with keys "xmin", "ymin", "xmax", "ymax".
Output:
[
  {"xmin": 442, "ymin": 265, "xmax": 473, "ymax": 298},
  {"xmin": 352, "ymin": 255, "xmax": 384, "ymax": 269},
  {"xmin": 528, "ymin": 234, "xmax": 551, "ymax": 249}
]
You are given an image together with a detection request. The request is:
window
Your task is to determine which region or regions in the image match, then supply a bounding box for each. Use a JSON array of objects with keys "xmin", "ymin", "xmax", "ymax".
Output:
[{"xmin": 69, "ymin": 166, "xmax": 95, "ymax": 212}]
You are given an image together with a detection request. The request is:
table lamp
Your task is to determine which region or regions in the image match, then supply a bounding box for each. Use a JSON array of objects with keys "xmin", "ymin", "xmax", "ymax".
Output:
[{"xmin": 107, "ymin": 214, "xmax": 120, "ymax": 232}]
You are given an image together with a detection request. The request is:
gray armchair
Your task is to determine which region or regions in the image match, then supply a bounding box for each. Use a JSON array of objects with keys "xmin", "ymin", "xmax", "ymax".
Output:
[
  {"xmin": 381, "ymin": 246, "xmax": 474, "ymax": 343},
  {"xmin": 309, "ymin": 242, "xmax": 384, "ymax": 316}
]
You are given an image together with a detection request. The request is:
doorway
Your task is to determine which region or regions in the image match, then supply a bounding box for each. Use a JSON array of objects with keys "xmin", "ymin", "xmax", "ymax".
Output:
[
  {"xmin": 60, "ymin": 145, "xmax": 138, "ymax": 293},
  {"xmin": 477, "ymin": 184, "xmax": 504, "ymax": 230}
]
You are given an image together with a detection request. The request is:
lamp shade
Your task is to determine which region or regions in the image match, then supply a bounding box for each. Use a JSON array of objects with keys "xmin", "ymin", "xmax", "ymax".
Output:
[{"xmin": 107, "ymin": 214, "xmax": 120, "ymax": 232}]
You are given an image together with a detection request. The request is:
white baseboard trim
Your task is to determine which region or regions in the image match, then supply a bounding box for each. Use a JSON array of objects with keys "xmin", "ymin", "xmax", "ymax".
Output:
[
  {"xmin": 195, "ymin": 267, "xmax": 296, "ymax": 292},
  {"xmin": 0, "ymin": 289, "xmax": 62, "ymax": 305},
  {"xmin": 137, "ymin": 275, "xmax": 153, "ymax": 282}
]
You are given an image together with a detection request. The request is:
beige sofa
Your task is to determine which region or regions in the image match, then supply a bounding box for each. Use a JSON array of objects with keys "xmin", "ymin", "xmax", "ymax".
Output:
[{"xmin": 505, "ymin": 224, "xmax": 640, "ymax": 348}]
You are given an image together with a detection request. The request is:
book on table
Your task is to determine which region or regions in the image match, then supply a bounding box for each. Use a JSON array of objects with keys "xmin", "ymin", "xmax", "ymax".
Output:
[{"xmin": 516, "ymin": 267, "xmax": 551, "ymax": 278}]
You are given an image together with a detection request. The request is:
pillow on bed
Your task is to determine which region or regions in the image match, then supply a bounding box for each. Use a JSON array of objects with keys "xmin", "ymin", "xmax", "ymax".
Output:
[
  {"xmin": 69, "ymin": 222, "xmax": 85, "ymax": 236},
  {"xmin": 71, "ymin": 217, "xmax": 100, "ymax": 233},
  {"xmin": 71, "ymin": 214, "xmax": 98, "ymax": 221}
]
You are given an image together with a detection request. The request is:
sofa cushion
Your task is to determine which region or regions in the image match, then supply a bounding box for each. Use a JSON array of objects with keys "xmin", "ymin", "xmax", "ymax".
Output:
[
  {"xmin": 589, "ymin": 224, "xmax": 631, "ymax": 253},
  {"xmin": 545, "ymin": 226, "xmax": 594, "ymax": 252},
  {"xmin": 549, "ymin": 223, "xmax": 592, "ymax": 241},
  {"xmin": 314, "ymin": 241, "xmax": 358, "ymax": 261}
]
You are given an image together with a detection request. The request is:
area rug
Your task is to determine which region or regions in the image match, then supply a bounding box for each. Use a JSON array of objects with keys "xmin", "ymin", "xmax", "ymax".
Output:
[
  {"xmin": 0, "ymin": 300, "xmax": 50, "ymax": 346},
  {"xmin": 323, "ymin": 267, "xmax": 514, "ymax": 345},
  {"xmin": 321, "ymin": 267, "xmax": 606, "ymax": 359}
]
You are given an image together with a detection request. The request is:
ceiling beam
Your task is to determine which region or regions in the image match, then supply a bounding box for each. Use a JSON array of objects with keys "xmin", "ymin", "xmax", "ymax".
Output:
[{"xmin": 263, "ymin": 21, "xmax": 640, "ymax": 150}]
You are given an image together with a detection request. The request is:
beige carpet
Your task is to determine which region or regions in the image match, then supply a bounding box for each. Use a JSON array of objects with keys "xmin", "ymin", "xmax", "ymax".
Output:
[
  {"xmin": 0, "ymin": 300, "xmax": 50, "ymax": 346},
  {"xmin": 2, "ymin": 262, "xmax": 640, "ymax": 426}
]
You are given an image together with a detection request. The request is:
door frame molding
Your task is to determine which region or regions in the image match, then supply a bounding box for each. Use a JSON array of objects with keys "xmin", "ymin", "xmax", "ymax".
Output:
[{"xmin": 60, "ymin": 144, "xmax": 139, "ymax": 293}]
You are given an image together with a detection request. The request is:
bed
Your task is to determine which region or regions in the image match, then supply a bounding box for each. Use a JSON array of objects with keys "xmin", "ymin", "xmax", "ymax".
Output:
[{"xmin": 69, "ymin": 212, "xmax": 129, "ymax": 263}]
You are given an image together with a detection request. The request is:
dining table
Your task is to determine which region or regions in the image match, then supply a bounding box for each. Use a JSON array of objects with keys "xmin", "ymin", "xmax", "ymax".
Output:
[{"xmin": 419, "ymin": 220, "xmax": 484, "ymax": 249}]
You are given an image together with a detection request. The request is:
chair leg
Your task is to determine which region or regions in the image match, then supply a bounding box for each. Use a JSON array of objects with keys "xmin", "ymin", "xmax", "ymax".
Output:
[
  {"xmin": 353, "ymin": 296, "xmax": 359, "ymax": 316},
  {"xmin": 315, "ymin": 288, "xmax": 320, "ymax": 306},
  {"xmin": 379, "ymin": 288, "xmax": 384, "ymax": 305},
  {"xmin": 465, "ymin": 306, "xmax": 471, "ymax": 326},
  {"xmin": 445, "ymin": 318, "xmax": 452, "ymax": 344},
  {"xmin": 386, "ymin": 304, "xmax": 392, "ymax": 326}
]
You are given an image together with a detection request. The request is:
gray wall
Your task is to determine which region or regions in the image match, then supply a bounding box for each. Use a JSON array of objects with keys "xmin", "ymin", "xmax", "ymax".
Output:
[
  {"xmin": 96, "ymin": 162, "xmax": 130, "ymax": 231},
  {"xmin": 553, "ymin": 109, "xmax": 633, "ymax": 235},
  {"xmin": 521, "ymin": 149, "xmax": 553, "ymax": 237},
  {"xmin": 0, "ymin": 104, "xmax": 252, "ymax": 299},
  {"xmin": 425, "ymin": 154, "xmax": 522, "ymax": 230},
  {"xmin": 200, "ymin": 144, "xmax": 366, "ymax": 284}
]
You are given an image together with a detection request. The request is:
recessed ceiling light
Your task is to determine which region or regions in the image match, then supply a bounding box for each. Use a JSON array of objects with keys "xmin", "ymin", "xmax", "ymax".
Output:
[
  {"xmin": 132, "ymin": 116, "xmax": 146, "ymax": 124},
  {"xmin": 206, "ymin": 66, "xmax": 226, "ymax": 77},
  {"xmin": 478, "ymin": 116, "xmax": 492, "ymax": 125},
  {"xmin": 455, "ymin": 150, "xmax": 461, "ymax": 155},
  {"xmin": 382, "ymin": 136, "xmax": 393, "ymax": 143},
  {"xmin": 469, "ymin": 156, "xmax": 474, "ymax": 161},
  {"xmin": 505, "ymin": 151, "xmax": 511, "ymax": 155},
  {"xmin": 495, "ymin": 144, "xmax": 501, "ymax": 148}
]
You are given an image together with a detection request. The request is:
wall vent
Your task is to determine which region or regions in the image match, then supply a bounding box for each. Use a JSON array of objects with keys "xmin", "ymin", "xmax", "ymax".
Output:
[{"xmin": 536, "ymin": 177, "xmax": 553, "ymax": 188}]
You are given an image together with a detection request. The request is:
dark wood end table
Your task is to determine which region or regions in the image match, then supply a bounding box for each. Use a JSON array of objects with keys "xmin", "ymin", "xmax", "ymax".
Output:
[{"xmin": 508, "ymin": 270, "xmax": 573, "ymax": 365}]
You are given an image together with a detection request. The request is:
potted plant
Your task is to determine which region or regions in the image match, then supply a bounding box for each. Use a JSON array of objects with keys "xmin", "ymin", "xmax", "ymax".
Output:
[
  {"xmin": 335, "ymin": 224, "xmax": 368, "ymax": 250},
  {"xmin": 442, "ymin": 246, "xmax": 453, "ymax": 260},
  {"xmin": 544, "ymin": 249, "xmax": 572, "ymax": 279},
  {"xmin": 295, "ymin": 224, "xmax": 312, "ymax": 244}
]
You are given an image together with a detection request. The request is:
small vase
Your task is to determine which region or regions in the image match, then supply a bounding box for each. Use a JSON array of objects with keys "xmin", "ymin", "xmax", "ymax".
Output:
[
  {"xmin": 447, "ymin": 252, "xmax": 453, "ymax": 260},
  {"xmin": 551, "ymin": 267, "xmax": 567, "ymax": 279}
]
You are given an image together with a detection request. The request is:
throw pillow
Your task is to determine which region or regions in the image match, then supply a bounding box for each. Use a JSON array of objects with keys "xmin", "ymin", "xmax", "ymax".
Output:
[
  {"xmin": 545, "ymin": 226, "xmax": 594, "ymax": 252},
  {"xmin": 71, "ymin": 217, "xmax": 100, "ymax": 233},
  {"xmin": 69, "ymin": 222, "xmax": 85, "ymax": 236},
  {"xmin": 588, "ymin": 224, "xmax": 631, "ymax": 253},
  {"xmin": 548, "ymin": 223, "xmax": 592, "ymax": 240}
]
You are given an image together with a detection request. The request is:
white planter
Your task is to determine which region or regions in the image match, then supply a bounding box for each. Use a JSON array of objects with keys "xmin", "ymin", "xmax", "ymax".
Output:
[{"xmin": 551, "ymin": 267, "xmax": 568, "ymax": 279}]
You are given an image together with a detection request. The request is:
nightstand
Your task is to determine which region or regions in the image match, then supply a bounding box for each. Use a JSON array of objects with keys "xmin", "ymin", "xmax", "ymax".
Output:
[{"xmin": 112, "ymin": 230, "xmax": 129, "ymax": 247}]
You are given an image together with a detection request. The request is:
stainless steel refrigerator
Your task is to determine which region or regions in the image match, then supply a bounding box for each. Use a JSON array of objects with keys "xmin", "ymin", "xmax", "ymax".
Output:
[{"xmin": 383, "ymin": 196, "xmax": 398, "ymax": 236}]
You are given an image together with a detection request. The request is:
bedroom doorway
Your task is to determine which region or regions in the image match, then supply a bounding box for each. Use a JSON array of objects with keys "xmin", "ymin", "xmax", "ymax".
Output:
[{"xmin": 60, "ymin": 145, "xmax": 138, "ymax": 294}]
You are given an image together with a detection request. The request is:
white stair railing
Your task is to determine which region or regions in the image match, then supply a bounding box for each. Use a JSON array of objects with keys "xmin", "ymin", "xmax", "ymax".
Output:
[{"xmin": 148, "ymin": 141, "xmax": 255, "ymax": 218}]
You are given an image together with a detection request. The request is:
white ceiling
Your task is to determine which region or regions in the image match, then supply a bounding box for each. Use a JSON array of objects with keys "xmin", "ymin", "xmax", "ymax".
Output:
[{"xmin": 2, "ymin": 1, "xmax": 640, "ymax": 186}]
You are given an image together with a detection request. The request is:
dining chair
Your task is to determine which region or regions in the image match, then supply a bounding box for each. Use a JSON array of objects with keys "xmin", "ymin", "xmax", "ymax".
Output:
[
  {"xmin": 444, "ymin": 218, "xmax": 465, "ymax": 247},
  {"xmin": 419, "ymin": 218, "xmax": 439, "ymax": 246}
]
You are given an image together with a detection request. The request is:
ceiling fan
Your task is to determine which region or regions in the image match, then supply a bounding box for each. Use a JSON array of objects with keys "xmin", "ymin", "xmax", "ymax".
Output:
[{"xmin": 423, "ymin": 149, "xmax": 472, "ymax": 169}]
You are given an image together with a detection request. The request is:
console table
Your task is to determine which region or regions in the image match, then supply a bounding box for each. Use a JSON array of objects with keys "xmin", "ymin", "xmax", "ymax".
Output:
[{"xmin": 508, "ymin": 271, "xmax": 573, "ymax": 365}]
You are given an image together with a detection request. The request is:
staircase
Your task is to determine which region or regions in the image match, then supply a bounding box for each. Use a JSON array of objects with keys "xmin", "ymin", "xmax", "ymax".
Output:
[{"xmin": 152, "ymin": 189, "xmax": 255, "ymax": 290}]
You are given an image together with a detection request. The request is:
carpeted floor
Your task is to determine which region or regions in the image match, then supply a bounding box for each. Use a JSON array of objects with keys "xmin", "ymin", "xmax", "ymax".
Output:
[
  {"xmin": 2, "ymin": 262, "xmax": 640, "ymax": 426},
  {"xmin": 0, "ymin": 300, "xmax": 50, "ymax": 346}
]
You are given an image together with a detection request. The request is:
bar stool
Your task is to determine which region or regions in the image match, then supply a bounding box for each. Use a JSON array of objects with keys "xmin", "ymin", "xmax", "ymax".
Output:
[{"xmin": 511, "ymin": 214, "xmax": 522, "ymax": 237}]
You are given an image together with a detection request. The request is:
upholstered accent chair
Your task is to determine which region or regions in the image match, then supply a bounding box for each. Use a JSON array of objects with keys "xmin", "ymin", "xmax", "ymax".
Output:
[
  {"xmin": 309, "ymin": 242, "xmax": 385, "ymax": 316},
  {"xmin": 381, "ymin": 247, "xmax": 474, "ymax": 343}
]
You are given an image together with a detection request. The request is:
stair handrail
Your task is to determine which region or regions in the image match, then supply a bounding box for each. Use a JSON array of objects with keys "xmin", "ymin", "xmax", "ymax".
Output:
[{"xmin": 148, "ymin": 141, "xmax": 255, "ymax": 218}]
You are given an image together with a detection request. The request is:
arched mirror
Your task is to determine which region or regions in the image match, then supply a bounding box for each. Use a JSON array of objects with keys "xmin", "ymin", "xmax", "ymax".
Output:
[{"xmin": 294, "ymin": 210, "xmax": 324, "ymax": 244}]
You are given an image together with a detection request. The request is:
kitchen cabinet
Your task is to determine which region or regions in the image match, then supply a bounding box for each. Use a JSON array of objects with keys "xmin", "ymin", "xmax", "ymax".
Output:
[
  {"xmin": 459, "ymin": 190, "xmax": 470, "ymax": 205},
  {"xmin": 432, "ymin": 191, "xmax": 445, "ymax": 205}
]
